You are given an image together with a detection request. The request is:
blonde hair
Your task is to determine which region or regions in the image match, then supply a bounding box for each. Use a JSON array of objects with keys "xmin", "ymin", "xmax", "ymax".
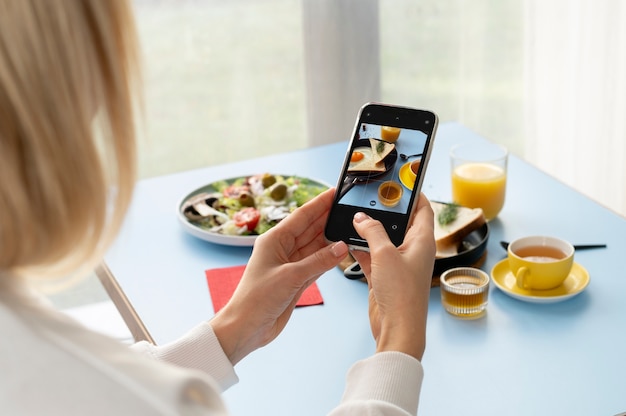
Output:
[{"xmin": 0, "ymin": 0, "xmax": 141, "ymax": 279}]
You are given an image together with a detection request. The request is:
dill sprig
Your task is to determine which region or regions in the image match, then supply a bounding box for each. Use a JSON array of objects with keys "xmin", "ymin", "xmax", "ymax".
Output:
[
  {"xmin": 376, "ymin": 140, "xmax": 385, "ymax": 154},
  {"xmin": 438, "ymin": 202, "xmax": 460, "ymax": 226}
]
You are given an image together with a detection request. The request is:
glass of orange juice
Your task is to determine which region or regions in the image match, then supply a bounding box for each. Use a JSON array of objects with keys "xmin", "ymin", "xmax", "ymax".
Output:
[
  {"xmin": 450, "ymin": 143, "xmax": 508, "ymax": 220},
  {"xmin": 381, "ymin": 126, "xmax": 401, "ymax": 142}
]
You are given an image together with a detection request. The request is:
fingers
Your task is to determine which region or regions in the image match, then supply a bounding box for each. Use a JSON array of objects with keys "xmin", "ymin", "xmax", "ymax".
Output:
[
  {"xmin": 352, "ymin": 212, "xmax": 395, "ymax": 254},
  {"xmin": 273, "ymin": 188, "xmax": 335, "ymax": 238},
  {"xmin": 351, "ymin": 194, "xmax": 434, "ymax": 252},
  {"xmin": 261, "ymin": 188, "xmax": 335, "ymax": 259},
  {"xmin": 411, "ymin": 193, "xmax": 434, "ymax": 233},
  {"xmin": 350, "ymin": 249, "xmax": 372, "ymax": 279},
  {"xmin": 287, "ymin": 240, "xmax": 348, "ymax": 283},
  {"xmin": 400, "ymin": 193, "xmax": 435, "ymax": 256},
  {"xmin": 350, "ymin": 194, "xmax": 435, "ymax": 276}
]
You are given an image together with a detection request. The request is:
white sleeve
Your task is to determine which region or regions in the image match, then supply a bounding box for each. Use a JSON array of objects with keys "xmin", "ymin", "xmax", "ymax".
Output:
[
  {"xmin": 329, "ymin": 351, "xmax": 424, "ymax": 416},
  {"xmin": 130, "ymin": 321, "xmax": 239, "ymax": 391}
]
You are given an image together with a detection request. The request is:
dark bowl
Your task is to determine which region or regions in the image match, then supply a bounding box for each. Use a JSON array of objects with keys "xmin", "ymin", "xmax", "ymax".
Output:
[
  {"xmin": 432, "ymin": 222, "xmax": 490, "ymax": 276},
  {"xmin": 342, "ymin": 222, "xmax": 490, "ymax": 281}
]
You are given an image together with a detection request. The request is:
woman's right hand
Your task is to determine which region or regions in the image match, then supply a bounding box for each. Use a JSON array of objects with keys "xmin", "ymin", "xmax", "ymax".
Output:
[{"xmin": 350, "ymin": 193, "xmax": 435, "ymax": 361}]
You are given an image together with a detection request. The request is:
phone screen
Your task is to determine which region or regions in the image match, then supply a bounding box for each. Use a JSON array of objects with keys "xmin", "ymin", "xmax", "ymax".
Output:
[{"xmin": 325, "ymin": 103, "xmax": 437, "ymax": 249}]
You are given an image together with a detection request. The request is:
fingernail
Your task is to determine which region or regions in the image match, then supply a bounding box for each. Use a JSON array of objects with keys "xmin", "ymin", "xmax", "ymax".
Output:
[
  {"xmin": 353, "ymin": 212, "xmax": 370, "ymax": 223},
  {"xmin": 330, "ymin": 241, "xmax": 348, "ymax": 258}
]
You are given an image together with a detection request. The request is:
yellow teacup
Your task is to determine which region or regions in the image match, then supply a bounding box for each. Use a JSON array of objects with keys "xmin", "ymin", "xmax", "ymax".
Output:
[
  {"xmin": 508, "ymin": 236, "xmax": 574, "ymax": 290},
  {"xmin": 405, "ymin": 158, "xmax": 422, "ymax": 183}
]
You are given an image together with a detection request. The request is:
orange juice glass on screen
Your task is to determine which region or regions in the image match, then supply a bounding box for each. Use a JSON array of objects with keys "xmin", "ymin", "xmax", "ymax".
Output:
[
  {"xmin": 381, "ymin": 126, "xmax": 401, "ymax": 143},
  {"xmin": 450, "ymin": 143, "xmax": 508, "ymax": 220}
]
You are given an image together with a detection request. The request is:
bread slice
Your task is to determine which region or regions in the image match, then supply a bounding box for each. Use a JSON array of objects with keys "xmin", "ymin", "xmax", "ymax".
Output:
[
  {"xmin": 431, "ymin": 201, "xmax": 486, "ymax": 258},
  {"xmin": 369, "ymin": 138, "xmax": 395, "ymax": 164},
  {"xmin": 348, "ymin": 153, "xmax": 386, "ymax": 172}
]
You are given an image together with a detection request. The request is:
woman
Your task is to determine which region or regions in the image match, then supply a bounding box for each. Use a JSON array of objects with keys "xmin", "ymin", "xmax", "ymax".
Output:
[{"xmin": 0, "ymin": 1, "xmax": 435, "ymax": 414}]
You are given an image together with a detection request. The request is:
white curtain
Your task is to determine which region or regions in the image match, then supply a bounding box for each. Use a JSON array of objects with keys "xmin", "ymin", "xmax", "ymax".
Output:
[
  {"xmin": 524, "ymin": 0, "xmax": 626, "ymax": 216},
  {"xmin": 132, "ymin": 0, "xmax": 626, "ymax": 217},
  {"xmin": 302, "ymin": 0, "xmax": 380, "ymax": 145}
]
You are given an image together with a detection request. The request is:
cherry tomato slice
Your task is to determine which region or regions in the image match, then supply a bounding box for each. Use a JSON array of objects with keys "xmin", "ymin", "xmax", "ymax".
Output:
[
  {"xmin": 223, "ymin": 184, "xmax": 250, "ymax": 198},
  {"xmin": 233, "ymin": 207, "xmax": 261, "ymax": 231}
]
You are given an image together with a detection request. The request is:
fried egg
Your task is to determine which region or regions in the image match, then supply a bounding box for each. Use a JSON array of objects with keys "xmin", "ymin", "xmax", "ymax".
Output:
[
  {"xmin": 349, "ymin": 146, "xmax": 373, "ymax": 169},
  {"xmin": 348, "ymin": 146, "xmax": 386, "ymax": 172}
]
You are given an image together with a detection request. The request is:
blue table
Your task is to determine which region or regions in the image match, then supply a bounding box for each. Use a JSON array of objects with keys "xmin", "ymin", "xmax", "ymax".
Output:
[{"xmin": 104, "ymin": 122, "xmax": 626, "ymax": 415}]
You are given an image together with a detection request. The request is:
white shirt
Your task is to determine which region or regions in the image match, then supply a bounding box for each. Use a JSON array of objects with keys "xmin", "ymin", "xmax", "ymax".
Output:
[{"xmin": 0, "ymin": 280, "xmax": 423, "ymax": 415}]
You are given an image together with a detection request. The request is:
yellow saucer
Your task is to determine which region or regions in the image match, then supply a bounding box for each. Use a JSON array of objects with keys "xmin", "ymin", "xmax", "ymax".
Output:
[
  {"xmin": 398, "ymin": 161, "xmax": 415, "ymax": 190},
  {"xmin": 490, "ymin": 259, "xmax": 590, "ymax": 303}
]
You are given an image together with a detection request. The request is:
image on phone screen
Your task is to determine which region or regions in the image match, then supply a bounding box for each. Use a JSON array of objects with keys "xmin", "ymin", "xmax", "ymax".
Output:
[
  {"xmin": 336, "ymin": 122, "xmax": 428, "ymax": 215},
  {"xmin": 325, "ymin": 103, "xmax": 437, "ymax": 249}
]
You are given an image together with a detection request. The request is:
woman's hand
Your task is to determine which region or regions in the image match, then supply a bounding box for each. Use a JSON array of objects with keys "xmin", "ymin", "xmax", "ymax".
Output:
[
  {"xmin": 210, "ymin": 188, "xmax": 348, "ymax": 365},
  {"xmin": 350, "ymin": 193, "xmax": 435, "ymax": 361}
]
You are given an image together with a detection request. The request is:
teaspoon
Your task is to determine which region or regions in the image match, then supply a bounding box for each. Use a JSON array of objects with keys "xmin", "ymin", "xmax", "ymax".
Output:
[
  {"xmin": 399, "ymin": 152, "xmax": 423, "ymax": 160},
  {"xmin": 500, "ymin": 241, "xmax": 606, "ymax": 251}
]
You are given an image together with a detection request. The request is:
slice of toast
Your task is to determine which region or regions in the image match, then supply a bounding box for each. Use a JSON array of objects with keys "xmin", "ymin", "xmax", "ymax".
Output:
[
  {"xmin": 369, "ymin": 138, "xmax": 395, "ymax": 164},
  {"xmin": 348, "ymin": 156, "xmax": 386, "ymax": 172},
  {"xmin": 431, "ymin": 201, "xmax": 486, "ymax": 258}
]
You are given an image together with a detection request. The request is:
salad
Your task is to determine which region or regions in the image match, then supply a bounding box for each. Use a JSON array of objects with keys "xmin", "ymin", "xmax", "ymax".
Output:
[{"xmin": 181, "ymin": 174, "xmax": 327, "ymax": 237}]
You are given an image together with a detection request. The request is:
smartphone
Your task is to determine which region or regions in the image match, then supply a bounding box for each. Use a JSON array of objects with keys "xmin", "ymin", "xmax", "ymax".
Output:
[{"xmin": 324, "ymin": 102, "xmax": 438, "ymax": 250}]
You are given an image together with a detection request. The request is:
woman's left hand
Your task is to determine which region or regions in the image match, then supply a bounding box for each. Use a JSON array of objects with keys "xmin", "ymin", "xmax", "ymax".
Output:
[{"xmin": 210, "ymin": 188, "xmax": 348, "ymax": 365}]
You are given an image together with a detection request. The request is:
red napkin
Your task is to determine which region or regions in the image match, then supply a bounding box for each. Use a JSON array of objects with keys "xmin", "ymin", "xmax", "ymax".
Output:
[{"xmin": 205, "ymin": 265, "xmax": 323, "ymax": 313}]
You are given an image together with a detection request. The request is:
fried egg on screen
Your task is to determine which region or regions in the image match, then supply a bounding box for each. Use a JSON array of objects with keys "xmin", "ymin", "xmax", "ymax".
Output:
[{"xmin": 348, "ymin": 146, "xmax": 374, "ymax": 170}]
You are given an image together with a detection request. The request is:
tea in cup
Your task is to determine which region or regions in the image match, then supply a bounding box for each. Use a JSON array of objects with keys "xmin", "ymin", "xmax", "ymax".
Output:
[
  {"xmin": 378, "ymin": 181, "xmax": 403, "ymax": 207},
  {"xmin": 440, "ymin": 267, "xmax": 490, "ymax": 318},
  {"xmin": 405, "ymin": 158, "xmax": 422, "ymax": 184},
  {"xmin": 508, "ymin": 236, "xmax": 574, "ymax": 290},
  {"xmin": 450, "ymin": 143, "xmax": 508, "ymax": 220},
  {"xmin": 410, "ymin": 158, "xmax": 421, "ymax": 177}
]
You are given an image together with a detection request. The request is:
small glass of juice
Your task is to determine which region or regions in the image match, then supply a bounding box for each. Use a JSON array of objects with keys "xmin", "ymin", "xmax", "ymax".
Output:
[
  {"xmin": 377, "ymin": 181, "xmax": 403, "ymax": 207},
  {"xmin": 450, "ymin": 143, "xmax": 508, "ymax": 220},
  {"xmin": 440, "ymin": 267, "xmax": 490, "ymax": 319}
]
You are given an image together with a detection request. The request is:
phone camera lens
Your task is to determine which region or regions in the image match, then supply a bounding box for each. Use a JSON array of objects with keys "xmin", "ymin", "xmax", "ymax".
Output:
[{"xmin": 425, "ymin": 120, "xmax": 430, "ymax": 124}]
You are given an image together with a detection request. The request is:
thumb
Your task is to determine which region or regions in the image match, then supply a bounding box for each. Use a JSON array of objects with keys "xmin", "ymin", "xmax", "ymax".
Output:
[
  {"xmin": 352, "ymin": 212, "xmax": 394, "ymax": 252},
  {"xmin": 289, "ymin": 241, "xmax": 349, "ymax": 281}
]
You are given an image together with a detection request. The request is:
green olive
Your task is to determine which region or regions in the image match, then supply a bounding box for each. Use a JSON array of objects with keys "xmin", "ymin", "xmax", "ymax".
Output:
[
  {"xmin": 270, "ymin": 183, "xmax": 287, "ymax": 201},
  {"xmin": 261, "ymin": 174, "xmax": 276, "ymax": 188},
  {"xmin": 239, "ymin": 192, "xmax": 255, "ymax": 207}
]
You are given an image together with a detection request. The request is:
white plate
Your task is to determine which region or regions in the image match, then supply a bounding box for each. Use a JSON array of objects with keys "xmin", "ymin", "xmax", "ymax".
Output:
[
  {"xmin": 177, "ymin": 174, "xmax": 330, "ymax": 246},
  {"xmin": 490, "ymin": 258, "xmax": 590, "ymax": 303}
]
